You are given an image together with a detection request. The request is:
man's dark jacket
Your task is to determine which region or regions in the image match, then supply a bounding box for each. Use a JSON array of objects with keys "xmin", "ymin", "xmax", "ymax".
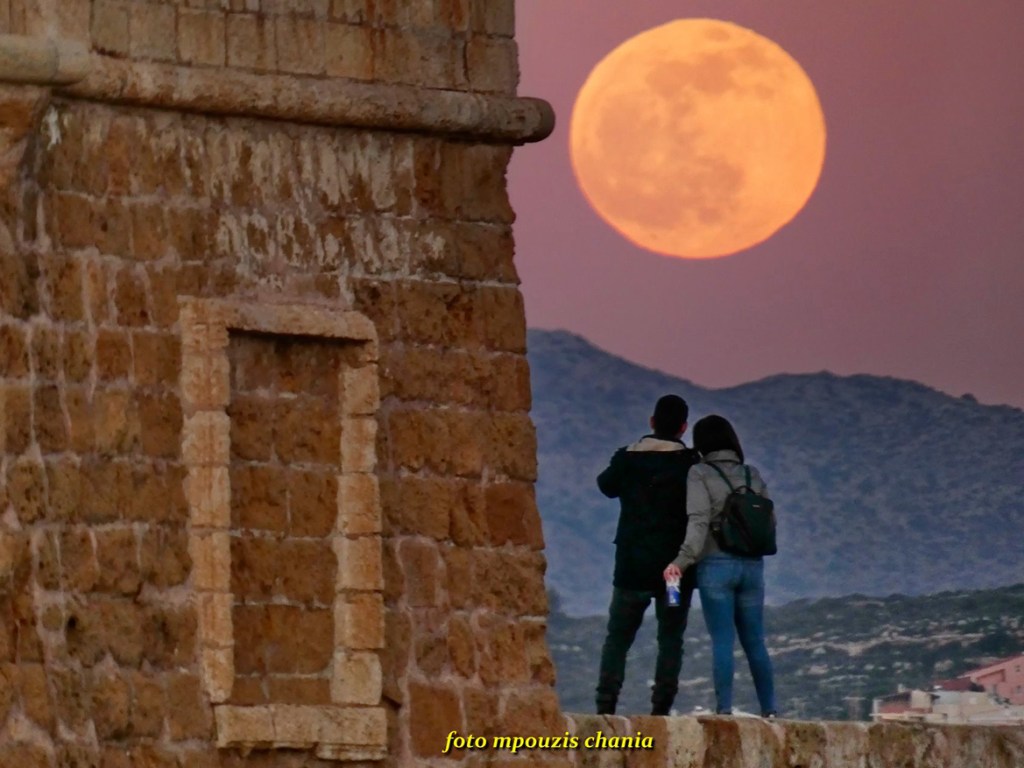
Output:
[{"xmin": 597, "ymin": 436, "xmax": 698, "ymax": 592}]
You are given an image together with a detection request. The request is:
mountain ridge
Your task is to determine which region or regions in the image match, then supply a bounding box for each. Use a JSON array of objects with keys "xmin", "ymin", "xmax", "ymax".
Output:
[{"xmin": 527, "ymin": 328, "xmax": 1024, "ymax": 616}]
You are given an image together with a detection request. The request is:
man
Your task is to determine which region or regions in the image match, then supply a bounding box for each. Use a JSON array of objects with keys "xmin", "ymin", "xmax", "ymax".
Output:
[{"xmin": 594, "ymin": 394, "xmax": 699, "ymax": 716}]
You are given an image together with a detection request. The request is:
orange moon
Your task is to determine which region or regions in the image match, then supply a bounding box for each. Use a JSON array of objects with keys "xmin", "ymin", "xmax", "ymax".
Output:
[{"xmin": 570, "ymin": 19, "xmax": 827, "ymax": 259}]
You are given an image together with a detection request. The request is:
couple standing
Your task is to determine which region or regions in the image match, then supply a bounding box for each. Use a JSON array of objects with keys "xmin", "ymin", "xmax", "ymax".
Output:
[{"xmin": 594, "ymin": 394, "xmax": 776, "ymax": 717}]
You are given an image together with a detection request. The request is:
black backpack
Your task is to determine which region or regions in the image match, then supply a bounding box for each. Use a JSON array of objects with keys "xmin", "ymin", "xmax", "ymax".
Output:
[{"xmin": 707, "ymin": 463, "xmax": 777, "ymax": 557}]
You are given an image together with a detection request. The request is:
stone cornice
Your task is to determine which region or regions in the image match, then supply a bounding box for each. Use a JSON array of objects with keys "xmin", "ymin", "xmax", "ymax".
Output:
[{"xmin": 0, "ymin": 34, "xmax": 555, "ymax": 145}]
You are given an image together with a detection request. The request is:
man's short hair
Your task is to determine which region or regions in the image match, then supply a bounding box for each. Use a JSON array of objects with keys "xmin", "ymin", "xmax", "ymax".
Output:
[{"xmin": 652, "ymin": 394, "xmax": 688, "ymax": 437}]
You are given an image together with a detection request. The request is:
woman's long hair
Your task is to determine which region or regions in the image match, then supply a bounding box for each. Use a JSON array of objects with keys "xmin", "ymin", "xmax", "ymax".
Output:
[{"xmin": 692, "ymin": 415, "xmax": 744, "ymax": 462}]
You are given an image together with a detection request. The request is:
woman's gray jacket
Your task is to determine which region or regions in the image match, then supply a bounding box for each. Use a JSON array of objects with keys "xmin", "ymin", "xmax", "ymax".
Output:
[{"xmin": 670, "ymin": 449, "xmax": 768, "ymax": 572}]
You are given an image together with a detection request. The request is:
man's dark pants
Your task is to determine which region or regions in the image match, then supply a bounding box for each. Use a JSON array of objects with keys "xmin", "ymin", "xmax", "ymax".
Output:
[{"xmin": 595, "ymin": 570, "xmax": 697, "ymax": 715}]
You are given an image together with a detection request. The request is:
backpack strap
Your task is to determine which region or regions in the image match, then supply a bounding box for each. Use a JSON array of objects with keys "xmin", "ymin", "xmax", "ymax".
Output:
[
  {"xmin": 707, "ymin": 462, "xmax": 753, "ymax": 491},
  {"xmin": 706, "ymin": 462, "xmax": 737, "ymax": 492}
]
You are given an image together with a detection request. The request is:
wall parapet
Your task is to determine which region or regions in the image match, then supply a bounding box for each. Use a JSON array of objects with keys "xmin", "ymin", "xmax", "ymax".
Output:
[
  {"xmin": 0, "ymin": 34, "xmax": 554, "ymax": 145},
  {"xmin": 565, "ymin": 713, "xmax": 1024, "ymax": 767}
]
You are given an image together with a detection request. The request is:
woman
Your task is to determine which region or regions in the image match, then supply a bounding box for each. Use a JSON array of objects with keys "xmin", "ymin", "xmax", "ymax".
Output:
[{"xmin": 663, "ymin": 414, "xmax": 777, "ymax": 717}]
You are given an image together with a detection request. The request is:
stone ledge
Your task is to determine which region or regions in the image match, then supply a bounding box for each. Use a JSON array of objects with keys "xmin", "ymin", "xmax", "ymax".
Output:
[
  {"xmin": 0, "ymin": 34, "xmax": 89, "ymax": 85},
  {"xmin": 215, "ymin": 704, "xmax": 387, "ymax": 760},
  {"xmin": 0, "ymin": 34, "xmax": 552, "ymax": 145},
  {"xmin": 565, "ymin": 713, "xmax": 1024, "ymax": 767},
  {"xmin": 46, "ymin": 49, "xmax": 553, "ymax": 145}
]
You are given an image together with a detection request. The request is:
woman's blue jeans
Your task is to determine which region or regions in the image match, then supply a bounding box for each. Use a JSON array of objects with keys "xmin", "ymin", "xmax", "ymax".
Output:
[{"xmin": 697, "ymin": 553, "xmax": 776, "ymax": 715}]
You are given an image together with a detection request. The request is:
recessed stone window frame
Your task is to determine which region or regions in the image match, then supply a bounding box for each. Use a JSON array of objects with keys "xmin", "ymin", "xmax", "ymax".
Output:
[{"xmin": 179, "ymin": 298, "xmax": 385, "ymax": 762}]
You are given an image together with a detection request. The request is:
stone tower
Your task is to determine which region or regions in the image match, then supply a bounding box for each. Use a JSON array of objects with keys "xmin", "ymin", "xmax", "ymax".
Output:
[{"xmin": 0, "ymin": 1, "xmax": 558, "ymax": 765}]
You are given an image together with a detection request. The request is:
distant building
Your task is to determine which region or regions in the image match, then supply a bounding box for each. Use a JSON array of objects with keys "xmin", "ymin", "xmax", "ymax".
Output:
[
  {"xmin": 871, "ymin": 653, "xmax": 1024, "ymax": 725},
  {"xmin": 966, "ymin": 654, "xmax": 1024, "ymax": 705}
]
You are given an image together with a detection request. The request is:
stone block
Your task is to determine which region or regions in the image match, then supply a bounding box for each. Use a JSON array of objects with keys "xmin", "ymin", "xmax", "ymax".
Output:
[
  {"xmin": 266, "ymin": 677, "xmax": 331, "ymax": 706},
  {"xmin": 447, "ymin": 614, "xmax": 476, "ymax": 677},
  {"xmin": 387, "ymin": 408, "xmax": 449, "ymax": 473},
  {"xmin": 96, "ymin": 329, "xmax": 132, "ymax": 380},
  {"xmin": 445, "ymin": 409, "xmax": 487, "ymax": 477},
  {"xmin": 199, "ymin": 648, "xmax": 233, "ymax": 706},
  {"xmin": 271, "ymin": 703, "xmax": 321, "ymax": 744},
  {"xmin": 229, "ymin": 464, "xmax": 287, "ymax": 532},
  {"xmin": 189, "ymin": 531, "xmax": 230, "ymax": 592},
  {"xmin": 337, "ymin": 472, "xmax": 381, "ymax": 535},
  {"xmin": 275, "ymin": 397, "xmax": 340, "ymax": 465},
  {"xmin": 395, "ymin": 279, "xmax": 472, "ymax": 346},
  {"xmin": 391, "ymin": 475, "xmax": 452, "ymax": 540},
  {"xmin": 215, "ymin": 705, "xmax": 273, "ymax": 747},
  {"xmin": 522, "ymin": 618, "xmax": 556, "ymax": 686},
  {"xmin": 476, "ymin": 284, "xmax": 527, "ymax": 351},
  {"xmin": 467, "ymin": 36, "xmax": 518, "ymax": 94},
  {"xmin": 331, "ymin": 650, "xmax": 381, "ymax": 704},
  {"xmin": 409, "ymin": 681, "xmax": 463, "ymax": 757},
  {"xmin": 487, "ymin": 411, "xmax": 537, "ymax": 481},
  {"xmin": 94, "ymin": 527, "xmax": 141, "ymax": 595},
  {"xmin": 129, "ymin": 2, "xmax": 177, "ymax": 61},
  {"xmin": 180, "ymin": 353, "xmax": 229, "ymax": 411},
  {"xmin": 341, "ymin": 365, "xmax": 379, "ymax": 416},
  {"xmin": 335, "ymin": 592, "xmax": 384, "ymax": 649},
  {"xmin": 289, "ymin": 469, "xmax": 337, "ymax": 537},
  {"xmin": 63, "ymin": 330, "xmax": 93, "ymax": 383},
  {"xmin": 476, "ymin": 614, "xmax": 528, "ymax": 685},
  {"xmin": 178, "ymin": 9, "xmax": 226, "ymax": 66},
  {"xmin": 196, "ymin": 592, "xmax": 233, "ymax": 650},
  {"xmin": 58, "ymin": 528, "xmax": 97, "ymax": 592},
  {"xmin": 226, "ymin": 13, "xmax": 277, "ymax": 71},
  {"xmin": 128, "ymin": 671, "xmax": 164, "ymax": 738},
  {"xmin": 129, "ymin": 202, "xmax": 169, "ymax": 261},
  {"xmin": 139, "ymin": 527, "xmax": 191, "ymax": 589},
  {"xmin": 187, "ymin": 467, "xmax": 231, "ymax": 529},
  {"xmin": 318, "ymin": 704, "xmax": 387, "ymax": 746},
  {"xmin": 33, "ymin": 384, "xmax": 68, "ymax": 453},
  {"xmin": 398, "ymin": 539, "xmax": 440, "ymax": 608},
  {"xmin": 91, "ymin": 669, "xmax": 131, "ymax": 739},
  {"xmin": 470, "ymin": 0, "xmax": 514, "ymax": 36},
  {"xmin": 227, "ymin": 395, "xmax": 274, "ymax": 462},
  {"xmin": 7, "ymin": 459, "xmax": 47, "ymax": 525},
  {"xmin": 442, "ymin": 546, "xmax": 474, "ymax": 609},
  {"xmin": 473, "ymin": 549, "xmax": 548, "ymax": 617},
  {"xmin": 233, "ymin": 604, "xmax": 334, "ymax": 675},
  {"xmin": 231, "ymin": 536, "xmax": 335, "ymax": 606},
  {"xmin": 340, "ymin": 416, "xmax": 378, "ymax": 472},
  {"xmin": 463, "ymin": 685, "xmax": 498, "ymax": 738},
  {"xmin": 275, "ymin": 14, "xmax": 325, "ymax": 75},
  {"xmin": 114, "ymin": 267, "xmax": 150, "ymax": 326},
  {"xmin": 92, "ymin": 0, "xmax": 130, "ymax": 55},
  {"xmin": 18, "ymin": 663, "xmax": 55, "ymax": 731},
  {"xmin": 41, "ymin": 253, "xmax": 86, "ymax": 323},
  {"xmin": 500, "ymin": 687, "xmax": 563, "ymax": 738},
  {"xmin": 486, "ymin": 481, "xmax": 544, "ymax": 548},
  {"xmin": 0, "ymin": 384, "xmax": 32, "ymax": 455},
  {"xmin": 448, "ymin": 481, "xmax": 489, "ymax": 547},
  {"xmin": 182, "ymin": 411, "xmax": 230, "ymax": 467},
  {"xmin": 137, "ymin": 392, "xmax": 183, "ymax": 459},
  {"xmin": 325, "ymin": 22, "xmax": 372, "ymax": 80},
  {"xmin": 0, "ymin": 325, "xmax": 29, "ymax": 379},
  {"xmin": 335, "ymin": 535, "xmax": 382, "ymax": 591},
  {"xmin": 91, "ymin": 389, "xmax": 139, "ymax": 454}
]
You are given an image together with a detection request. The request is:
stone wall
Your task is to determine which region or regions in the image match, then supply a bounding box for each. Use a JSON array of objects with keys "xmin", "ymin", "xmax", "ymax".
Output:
[
  {"xmin": 564, "ymin": 715, "xmax": 1024, "ymax": 768},
  {"xmin": 2, "ymin": 3, "xmax": 1019, "ymax": 768},
  {"xmin": 0, "ymin": 1, "xmax": 561, "ymax": 766}
]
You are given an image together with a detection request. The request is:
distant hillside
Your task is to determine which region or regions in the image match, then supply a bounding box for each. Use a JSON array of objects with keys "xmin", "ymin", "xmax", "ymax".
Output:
[
  {"xmin": 547, "ymin": 583, "xmax": 1024, "ymax": 720},
  {"xmin": 527, "ymin": 329, "xmax": 1024, "ymax": 616}
]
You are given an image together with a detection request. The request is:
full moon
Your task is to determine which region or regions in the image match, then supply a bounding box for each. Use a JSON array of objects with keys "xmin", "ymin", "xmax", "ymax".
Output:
[{"xmin": 570, "ymin": 19, "xmax": 826, "ymax": 259}]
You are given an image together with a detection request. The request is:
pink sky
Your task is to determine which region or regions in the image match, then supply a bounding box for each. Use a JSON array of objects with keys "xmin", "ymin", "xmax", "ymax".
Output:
[{"xmin": 509, "ymin": 0, "xmax": 1024, "ymax": 409}]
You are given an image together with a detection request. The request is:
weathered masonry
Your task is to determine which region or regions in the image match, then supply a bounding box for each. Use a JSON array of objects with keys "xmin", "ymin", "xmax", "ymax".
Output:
[
  {"xmin": 0, "ymin": 2, "xmax": 556, "ymax": 765},
  {"xmin": 0, "ymin": 3, "xmax": 1021, "ymax": 768}
]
